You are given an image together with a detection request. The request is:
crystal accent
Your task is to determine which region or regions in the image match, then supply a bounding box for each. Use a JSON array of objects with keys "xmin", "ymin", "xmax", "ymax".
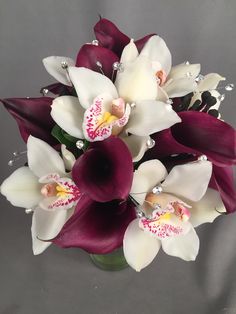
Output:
[
  {"xmin": 136, "ymin": 210, "xmax": 145, "ymax": 218},
  {"xmin": 152, "ymin": 186, "xmax": 163, "ymax": 195},
  {"xmin": 8, "ymin": 160, "xmax": 14, "ymax": 166},
  {"xmin": 130, "ymin": 103, "xmax": 136, "ymax": 108},
  {"xmin": 25, "ymin": 208, "xmax": 34, "ymax": 214},
  {"xmin": 91, "ymin": 39, "xmax": 99, "ymax": 46},
  {"xmin": 198, "ymin": 155, "xmax": 208, "ymax": 161},
  {"xmin": 96, "ymin": 61, "xmax": 102, "ymax": 68},
  {"xmin": 218, "ymin": 94, "xmax": 225, "ymax": 102},
  {"xmin": 112, "ymin": 62, "xmax": 123, "ymax": 72},
  {"xmin": 166, "ymin": 99, "xmax": 173, "ymax": 105},
  {"xmin": 42, "ymin": 88, "xmax": 49, "ymax": 96},
  {"xmin": 153, "ymin": 203, "xmax": 161, "ymax": 210},
  {"xmin": 195, "ymin": 74, "xmax": 205, "ymax": 82},
  {"xmin": 76, "ymin": 140, "xmax": 84, "ymax": 149},
  {"xmin": 61, "ymin": 61, "xmax": 68, "ymax": 69},
  {"xmin": 185, "ymin": 61, "xmax": 190, "ymax": 65},
  {"xmin": 225, "ymin": 83, "xmax": 234, "ymax": 91},
  {"xmin": 146, "ymin": 139, "xmax": 155, "ymax": 149}
]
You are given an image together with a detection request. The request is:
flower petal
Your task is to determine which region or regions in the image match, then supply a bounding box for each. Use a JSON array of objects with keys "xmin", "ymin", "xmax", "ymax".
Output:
[
  {"xmin": 188, "ymin": 188, "xmax": 225, "ymax": 227},
  {"xmin": 162, "ymin": 160, "xmax": 212, "ymax": 202},
  {"xmin": 27, "ymin": 136, "xmax": 65, "ymax": 178},
  {"xmin": 210, "ymin": 164, "xmax": 236, "ymax": 213},
  {"xmin": 53, "ymin": 196, "xmax": 136, "ymax": 254},
  {"xmin": 1, "ymin": 97, "xmax": 57, "ymax": 145},
  {"xmin": 121, "ymin": 134, "xmax": 150, "ymax": 162},
  {"xmin": 61, "ymin": 145, "xmax": 76, "ymax": 171},
  {"xmin": 32, "ymin": 206, "xmax": 74, "ymax": 255},
  {"xmin": 161, "ymin": 226, "xmax": 199, "ymax": 261},
  {"xmin": 140, "ymin": 35, "xmax": 172, "ymax": 75},
  {"xmin": 120, "ymin": 39, "xmax": 139, "ymax": 64},
  {"xmin": 72, "ymin": 136, "xmax": 133, "ymax": 202},
  {"xmin": 163, "ymin": 78, "xmax": 198, "ymax": 98},
  {"xmin": 94, "ymin": 18, "xmax": 130, "ymax": 57},
  {"xmin": 123, "ymin": 218, "xmax": 161, "ymax": 271},
  {"xmin": 68, "ymin": 67, "xmax": 118, "ymax": 109},
  {"xmin": 51, "ymin": 96, "xmax": 85, "ymax": 138},
  {"xmin": 42, "ymin": 56, "xmax": 75, "ymax": 86},
  {"xmin": 148, "ymin": 111, "xmax": 236, "ymax": 166},
  {"xmin": 115, "ymin": 56, "xmax": 157, "ymax": 102},
  {"xmin": 0, "ymin": 167, "xmax": 42, "ymax": 208},
  {"xmin": 76, "ymin": 44, "xmax": 119, "ymax": 79},
  {"xmin": 125, "ymin": 100, "xmax": 181, "ymax": 136},
  {"xmin": 168, "ymin": 63, "xmax": 201, "ymax": 80},
  {"xmin": 198, "ymin": 73, "xmax": 225, "ymax": 91}
]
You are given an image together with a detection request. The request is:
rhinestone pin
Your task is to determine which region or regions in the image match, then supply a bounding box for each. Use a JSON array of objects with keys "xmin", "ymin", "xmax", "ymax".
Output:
[
  {"xmin": 146, "ymin": 139, "xmax": 155, "ymax": 149},
  {"xmin": 76, "ymin": 140, "xmax": 84, "ymax": 149},
  {"xmin": 225, "ymin": 83, "xmax": 234, "ymax": 91},
  {"xmin": 152, "ymin": 186, "xmax": 163, "ymax": 195}
]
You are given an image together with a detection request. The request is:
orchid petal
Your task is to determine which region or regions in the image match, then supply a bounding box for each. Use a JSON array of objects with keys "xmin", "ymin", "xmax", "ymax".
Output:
[
  {"xmin": 115, "ymin": 56, "xmax": 157, "ymax": 102},
  {"xmin": 1, "ymin": 97, "xmax": 57, "ymax": 145},
  {"xmin": 198, "ymin": 73, "xmax": 225, "ymax": 92},
  {"xmin": 53, "ymin": 196, "xmax": 136, "ymax": 254},
  {"xmin": 140, "ymin": 35, "xmax": 172, "ymax": 75},
  {"xmin": 76, "ymin": 44, "xmax": 119, "ymax": 79},
  {"xmin": 121, "ymin": 134, "xmax": 150, "ymax": 162},
  {"xmin": 68, "ymin": 67, "xmax": 118, "ymax": 109},
  {"xmin": 42, "ymin": 56, "xmax": 75, "ymax": 86},
  {"xmin": 31, "ymin": 206, "xmax": 74, "ymax": 255},
  {"xmin": 61, "ymin": 145, "xmax": 76, "ymax": 171},
  {"xmin": 168, "ymin": 63, "xmax": 201, "ymax": 80},
  {"xmin": 125, "ymin": 100, "xmax": 181, "ymax": 136},
  {"xmin": 156, "ymin": 85, "xmax": 169, "ymax": 102},
  {"xmin": 161, "ymin": 226, "xmax": 199, "ymax": 261},
  {"xmin": 188, "ymin": 188, "xmax": 225, "ymax": 227},
  {"xmin": 120, "ymin": 39, "xmax": 139, "ymax": 64},
  {"xmin": 162, "ymin": 160, "xmax": 212, "ymax": 202},
  {"xmin": 123, "ymin": 218, "xmax": 161, "ymax": 271},
  {"xmin": 27, "ymin": 136, "xmax": 65, "ymax": 178},
  {"xmin": 163, "ymin": 78, "xmax": 198, "ymax": 98},
  {"xmin": 51, "ymin": 96, "xmax": 85, "ymax": 138},
  {"xmin": 0, "ymin": 167, "xmax": 42, "ymax": 208}
]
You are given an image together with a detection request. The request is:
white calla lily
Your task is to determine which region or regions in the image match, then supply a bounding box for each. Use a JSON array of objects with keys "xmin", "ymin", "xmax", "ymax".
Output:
[
  {"xmin": 0, "ymin": 136, "xmax": 80, "ymax": 255},
  {"xmin": 124, "ymin": 158, "xmax": 214, "ymax": 271}
]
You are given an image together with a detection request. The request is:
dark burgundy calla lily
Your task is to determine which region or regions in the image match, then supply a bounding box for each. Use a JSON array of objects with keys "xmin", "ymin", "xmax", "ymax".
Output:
[
  {"xmin": 210, "ymin": 165, "xmax": 236, "ymax": 214},
  {"xmin": 1, "ymin": 97, "xmax": 57, "ymax": 145},
  {"xmin": 146, "ymin": 111, "xmax": 236, "ymax": 166},
  {"xmin": 53, "ymin": 195, "xmax": 136, "ymax": 254},
  {"xmin": 76, "ymin": 44, "xmax": 119, "ymax": 79},
  {"xmin": 94, "ymin": 18, "xmax": 155, "ymax": 57},
  {"xmin": 72, "ymin": 136, "xmax": 133, "ymax": 202},
  {"xmin": 40, "ymin": 83, "xmax": 73, "ymax": 96}
]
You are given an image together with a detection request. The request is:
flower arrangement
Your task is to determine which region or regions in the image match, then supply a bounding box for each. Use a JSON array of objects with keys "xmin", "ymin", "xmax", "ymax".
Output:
[{"xmin": 1, "ymin": 18, "xmax": 236, "ymax": 272}]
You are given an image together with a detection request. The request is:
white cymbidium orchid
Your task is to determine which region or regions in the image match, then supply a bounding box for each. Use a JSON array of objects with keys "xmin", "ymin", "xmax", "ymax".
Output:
[
  {"xmin": 0, "ymin": 136, "xmax": 80, "ymax": 255},
  {"xmin": 123, "ymin": 159, "xmax": 226, "ymax": 272},
  {"xmin": 117, "ymin": 36, "xmax": 201, "ymax": 101},
  {"xmin": 189, "ymin": 73, "xmax": 226, "ymax": 112},
  {"xmin": 50, "ymin": 64, "xmax": 181, "ymax": 161}
]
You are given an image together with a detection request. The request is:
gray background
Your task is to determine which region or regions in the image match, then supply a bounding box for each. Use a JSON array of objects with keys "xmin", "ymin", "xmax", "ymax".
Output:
[{"xmin": 0, "ymin": 0, "xmax": 236, "ymax": 313}]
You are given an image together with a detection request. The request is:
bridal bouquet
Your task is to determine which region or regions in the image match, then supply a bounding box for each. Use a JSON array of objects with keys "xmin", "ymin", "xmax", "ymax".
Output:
[{"xmin": 1, "ymin": 18, "xmax": 235, "ymax": 271}]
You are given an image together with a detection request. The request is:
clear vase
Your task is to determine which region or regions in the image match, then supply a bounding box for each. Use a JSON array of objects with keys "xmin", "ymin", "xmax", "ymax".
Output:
[{"xmin": 90, "ymin": 247, "xmax": 128, "ymax": 271}]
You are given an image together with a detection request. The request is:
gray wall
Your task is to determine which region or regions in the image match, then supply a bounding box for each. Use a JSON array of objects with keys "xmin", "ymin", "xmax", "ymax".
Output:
[{"xmin": 0, "ymin": 0, "xmax": 236, "ymax": 313}]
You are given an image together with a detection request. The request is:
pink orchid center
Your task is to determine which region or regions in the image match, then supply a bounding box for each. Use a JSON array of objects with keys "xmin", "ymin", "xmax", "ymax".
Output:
[
  {"xmin": 156, "ymin": 69, "xmax": 167, "ymax": 86},
  {"xmin": 41, "ymin": 183, "xmax": 57, "ymax": 197}
]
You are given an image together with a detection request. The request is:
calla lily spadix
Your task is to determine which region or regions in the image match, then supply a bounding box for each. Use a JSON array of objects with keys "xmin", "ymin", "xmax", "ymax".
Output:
[
  {"xmin": 123, "ymin": 158, "xmax": 226, "ymax": 272},
  {"xmin": 0, "ymin": 136, "xmax": 80, "ymax": 255}
]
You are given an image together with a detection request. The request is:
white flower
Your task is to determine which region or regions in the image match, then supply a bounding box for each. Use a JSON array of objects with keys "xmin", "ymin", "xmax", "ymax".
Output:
[
  {"xmin": 0, "ymin": 136, "xmax": 80, "ymax": 255},
  {"xmin": 123, "ymin": 159, "xmax": 226, "ymax": 271},
  {"xmin": 117, "ymin": 37, "xmax": 201, "ymax": 101}
]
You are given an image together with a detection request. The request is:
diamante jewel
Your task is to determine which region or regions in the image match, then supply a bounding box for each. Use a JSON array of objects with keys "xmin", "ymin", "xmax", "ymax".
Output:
[
  {"xmin": 76, "ymin": 140, "xmax": 84, "ymax": 149},
  {"xmin": 152, "ymin": 186, "xmax": 163, "ymax": 195},
  {"xmin": 195, "ymin": 74, "xmax": 205, "ymax": 82},
  {"xmin": 42, "ymin": 88, "xmax": 49, "ymax": 96},
  {"xmin": 218, "ymin": 94, "xmax": 225, "ymax": 102},
  {"xmin": 130, "ymin": 103, "xmax": 136, "ymax": 109},
  {"xmin": 61, "ymin": 61, "xmax": 68, "ymax": 69},
  {"xmin": 185, "ymin": 61, "xmax": 190, "ymax": 65},
  {"xmin": 225, "ymin": 83, "xmax": 234, "ymax": 91},
  {"xmin": 8, "ymin": 160, "xmax": 14, "ymax": 166},
  {"xmin": 112, "ymin": 62, "xmax": 123, "ymax": 72},
  {"xmin": 96, "ymin": 61, "xmax": 102, "ymax": 68},
  {"xmin": 198, "ymin": 155, "xmax": 207, "ymax": 161},
  {"xmin": 91, "ymin": 39, "xmax": 99, "ymax": 46},
  {"xmin": 25, "ymin": 208, "xmax": 34, "ymax": 214},
  {"xmin": 146, "ymin": 139, "xmax": 155, "ymax": 149}
]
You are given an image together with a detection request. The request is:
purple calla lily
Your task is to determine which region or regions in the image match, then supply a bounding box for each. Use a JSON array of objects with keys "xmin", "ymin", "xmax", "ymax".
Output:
[
  {"xmin": 52, "ymin": 195, "xmax": 136, "ymax": 254},
  {"xmin": 76, "ymin": 44, "xmax": 119, "ymax": 79},
  {"xmin": 1, "ymin": 97, "xmax": 57, "ymax": 145},
  {"xmin": 72, "ymin": 136, "xmax": 133, "ymax": 202},
  {"xmin": 94, "ymin": 18, "xmax": 155, "ymax": 57}
]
